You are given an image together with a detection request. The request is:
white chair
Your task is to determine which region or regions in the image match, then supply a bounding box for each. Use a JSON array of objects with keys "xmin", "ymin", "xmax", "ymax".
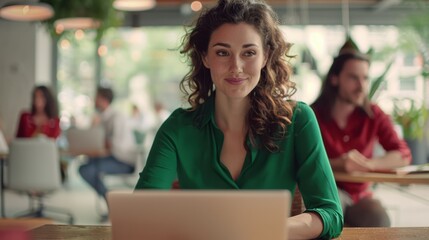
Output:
[{"xmin": 7, "ymin": 138, "xmax": 74, "ymax": 224}]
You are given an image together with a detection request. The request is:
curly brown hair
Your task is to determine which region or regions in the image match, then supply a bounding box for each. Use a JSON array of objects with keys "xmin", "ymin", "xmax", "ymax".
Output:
[{"xmin": 179, "ymin": 0, "xmax": 296, "ymax": 152}]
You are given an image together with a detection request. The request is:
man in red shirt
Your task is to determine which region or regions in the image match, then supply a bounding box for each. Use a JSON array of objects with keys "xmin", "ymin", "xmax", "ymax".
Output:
[{"xmin": 311, "ymin": 49, "xmax": 411, "ymax": 227}]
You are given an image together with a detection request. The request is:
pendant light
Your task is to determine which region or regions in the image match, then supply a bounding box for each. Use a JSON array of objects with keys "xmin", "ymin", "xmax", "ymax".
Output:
[
  {"xmin": 54, "ymin": 17, "xmax": 101, "ymax": 31},
  {"xmin": 113, "ymin": 0, "xmax": 156, "ymax": 11},
  {"xmin": 0, "ymin": 1, "xmax": 54, "ymax": 21}
]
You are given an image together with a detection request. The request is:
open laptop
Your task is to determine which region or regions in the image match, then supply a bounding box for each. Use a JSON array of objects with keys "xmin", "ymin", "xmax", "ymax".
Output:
[
  {"xmin": 66, "ymin": 127, "xmax": 105, "ymax": 155},
  {"xmin": 107, "ymin": 190, "xmax": 290, "ymax": 240}
]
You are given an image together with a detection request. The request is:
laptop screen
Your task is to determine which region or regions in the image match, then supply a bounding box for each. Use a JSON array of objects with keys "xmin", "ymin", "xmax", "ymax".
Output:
[{"xmin": 66, "ymin": 127, "xmax": 105, "ymax": 155}]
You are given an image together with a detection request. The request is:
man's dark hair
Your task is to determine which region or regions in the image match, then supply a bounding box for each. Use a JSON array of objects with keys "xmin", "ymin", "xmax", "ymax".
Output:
[{"xmin": 97, "ymin": 87, "xmax": 114, "ymax": 104}]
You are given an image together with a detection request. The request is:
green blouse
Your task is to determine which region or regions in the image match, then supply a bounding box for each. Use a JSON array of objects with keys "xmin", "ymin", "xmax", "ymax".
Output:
[{"xmin": 135, "ymin": 96, "xmax": 343, "ymax": 239}]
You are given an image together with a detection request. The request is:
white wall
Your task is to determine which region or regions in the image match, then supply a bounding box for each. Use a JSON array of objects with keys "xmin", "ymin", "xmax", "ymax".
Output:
[{"xmin": 0, "ymin": 19, "xmax": 52, "ymax": 141}]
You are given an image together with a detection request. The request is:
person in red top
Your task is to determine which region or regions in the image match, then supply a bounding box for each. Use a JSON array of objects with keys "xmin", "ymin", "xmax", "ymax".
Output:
[
  {"xmin": 16, "ymin": 86, "xmax": 60, "ymax": 139},
  {"xmin": 311, "ymin": 49, "xmax": 411, "ymax": 227}
]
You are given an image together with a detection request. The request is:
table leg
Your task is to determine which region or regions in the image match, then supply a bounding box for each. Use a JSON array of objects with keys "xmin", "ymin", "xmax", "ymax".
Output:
[{"xmin": 1, "ymin": 158, "xmax": 5, "ymax": 217}]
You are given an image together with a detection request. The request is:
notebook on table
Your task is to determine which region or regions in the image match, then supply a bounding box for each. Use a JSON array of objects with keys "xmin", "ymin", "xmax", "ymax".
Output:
[
  {"xmin": 107, "ymin": 190, "xmax": 291, "ymax": 240},
  {"xmin": 66, "ymin": 127, "xmax": 105, "ymax": 156},
  {"xmin": 373, "ymin": 164, "xmax": 429, "ymax": 175}
]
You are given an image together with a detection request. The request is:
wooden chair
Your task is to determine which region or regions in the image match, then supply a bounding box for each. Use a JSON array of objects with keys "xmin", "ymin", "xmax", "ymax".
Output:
[{"xmin": 291, "ymin": 187, "xmax": 305, "ymax": 216}]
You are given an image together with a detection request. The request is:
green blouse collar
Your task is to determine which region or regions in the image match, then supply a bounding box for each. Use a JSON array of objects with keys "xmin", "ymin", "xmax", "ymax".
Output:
[
  {"xmin": 193, "ymin": 92, "xmax": 260, "ymax": 175},
  {"xmin": 193, "ymin": 92, "xmax": 216, "ymax": 129}
]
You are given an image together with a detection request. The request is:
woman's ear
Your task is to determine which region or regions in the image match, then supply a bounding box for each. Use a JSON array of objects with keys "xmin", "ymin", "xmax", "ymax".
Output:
[{"xmin": 202, "ymin": 53, "xmax": 210, "ymax": 69}]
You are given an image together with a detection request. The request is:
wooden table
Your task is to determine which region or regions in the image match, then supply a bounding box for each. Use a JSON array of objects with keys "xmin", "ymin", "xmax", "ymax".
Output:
[
  {"xmin": 334, "ymin": 171, "xmax": 429, "ymax": 184},
  {"xmin": 0, "ymin": 218, "xmax": 53, "ymax": 230},
  {"xmin": 337, "ymin": 227, "xmax": 429, "ymax": 240},
  {"xmin": 28, "ymin": 225, "xmax": 429, "ymax": 240}
]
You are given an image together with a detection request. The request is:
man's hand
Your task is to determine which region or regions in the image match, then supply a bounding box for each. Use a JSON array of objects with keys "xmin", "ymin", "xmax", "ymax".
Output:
[{"xmin": 342, "ymin": 149, "xmax": 373, "ymax": 173}]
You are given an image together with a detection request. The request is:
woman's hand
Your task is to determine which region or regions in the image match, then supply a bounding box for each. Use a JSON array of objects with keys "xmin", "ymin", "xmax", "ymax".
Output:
[{"xmin": 287, "ymin": 212, "xmax": 323, "ymax": 240}]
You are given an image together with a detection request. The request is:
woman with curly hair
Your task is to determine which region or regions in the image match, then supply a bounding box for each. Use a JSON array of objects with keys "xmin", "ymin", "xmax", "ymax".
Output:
[{"xmin": 135, "ymin": 0, "xmax": 342, "ymax": 238}]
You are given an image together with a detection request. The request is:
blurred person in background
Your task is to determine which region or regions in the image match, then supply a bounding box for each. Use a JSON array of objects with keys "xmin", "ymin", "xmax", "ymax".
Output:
[
  {"xmin": 130, "ymin": 104, "xmax": 143, "ymax": 128},
  {"xmin": 15, "ymin": 85, "xmax": 68, "ymax": 181},
  {"xmin": 79, "ymin": 87, "xmax": 137, "ymax": 221},
  {"xmin": 311, "ymin": 45, "xmax": 411, "ymax": 227},
  {"xmin": 153, "ymin": 101, "xmax": 171, "ymax": 129},
  {"xmin": 16, "ymin": 86, "xmax": 60, "ymax": 139}
]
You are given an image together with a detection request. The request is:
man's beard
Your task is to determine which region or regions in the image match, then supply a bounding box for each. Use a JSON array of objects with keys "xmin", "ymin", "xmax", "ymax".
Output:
[{"xmin": 337, "ymin": 91, "xmax": 365, "ymax": 107}]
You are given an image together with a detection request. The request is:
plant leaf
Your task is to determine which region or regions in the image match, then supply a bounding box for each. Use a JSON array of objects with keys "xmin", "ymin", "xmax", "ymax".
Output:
[{"xmin": 369, "ymin": 60, "xmax": 393, "ymax": 100}]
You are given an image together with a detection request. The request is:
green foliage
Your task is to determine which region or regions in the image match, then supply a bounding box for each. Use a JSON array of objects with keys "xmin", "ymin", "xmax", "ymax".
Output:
[
  {"xmin": 368, "ymin": 60, "xmax": 393, "ymax": 100},
  {"xmin": 40, "ymin": 0, "xmax": 123, "ymax": 40},
  {"xmin": 400, "ymin": 1, "xmax": 429, "ymax": 79},
  {"xmin": 392, "ymin": 98, "xmax": 428, "ymax": 140},
  {"xmin": 389, "ymin": 2, "xmax": 429, "ymax": 141},
  {"xmin": 404, "ymin": 7, "xmax": 429, "ymax": 43},
  {"xmin": 423, "ymin": 67, "xmax": 429, "ymax": 78}
]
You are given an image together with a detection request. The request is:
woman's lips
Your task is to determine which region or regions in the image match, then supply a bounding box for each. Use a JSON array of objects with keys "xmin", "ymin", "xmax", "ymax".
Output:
[{"xmin": 225, "ymin": 77, "xmax": 245, "ymax": 85}]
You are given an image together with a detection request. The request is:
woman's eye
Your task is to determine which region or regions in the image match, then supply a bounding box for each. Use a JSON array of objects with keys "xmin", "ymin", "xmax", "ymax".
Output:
[
  {"xmin": 216, "ymin": 50, "xmax": 229, "ymax": 56},
  {"xmin": 243, "ymin": 51, "xmax": 256, "ymax": 57}
]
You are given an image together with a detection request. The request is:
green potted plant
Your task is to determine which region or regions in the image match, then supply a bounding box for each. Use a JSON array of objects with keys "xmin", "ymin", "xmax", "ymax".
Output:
[
  {"xmin": 392, "ymin": 97, "xmax": 429, "ymax": 164},
  {"xmin": 40, "ymin": 0, "xmax": 123, "ymax": 40}
]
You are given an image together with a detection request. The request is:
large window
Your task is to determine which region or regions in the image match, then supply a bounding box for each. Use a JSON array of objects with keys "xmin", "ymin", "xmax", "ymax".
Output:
[
  {"xmin": 99, "ymin": 27, "xmax": 188, "ymax": 119},
  {"xmin": 399, "ymin": 76, "xmax": 417, "ymax": 91},
  {"xmin": 57, "ymin": 27, "xmax": 188, "ymax": 129},
  {"xmin": 57, "ymin": 25, "xmax": 424, "ymax": 128},
  {"xmin": 57, "ymin": 30, "xmax": 98, "ymax": 128}
]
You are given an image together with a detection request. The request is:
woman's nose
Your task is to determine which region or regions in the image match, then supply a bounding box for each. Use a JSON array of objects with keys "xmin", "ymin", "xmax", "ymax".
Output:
[{"xmin": 229, "ymin": 55, "xmax": 243, "ymax": 73}]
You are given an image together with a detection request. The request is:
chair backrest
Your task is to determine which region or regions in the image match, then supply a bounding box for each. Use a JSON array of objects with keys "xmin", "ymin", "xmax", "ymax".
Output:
[
  {"xmin": 8, "ymin": 138, "xmax": 61, "ymax": 192},
  {"xmin": 291, "ymin": 187, "xmax": 305, "ymax": 216}
]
